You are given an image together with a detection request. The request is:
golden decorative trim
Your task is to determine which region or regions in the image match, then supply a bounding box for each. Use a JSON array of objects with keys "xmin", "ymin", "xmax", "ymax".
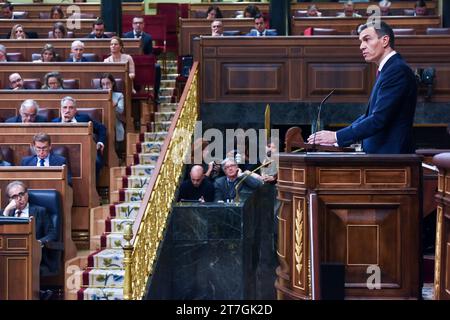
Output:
[
  {"xmin": 293, "ymin": 197, "xmax": 305, "ymax": 291},
  {"xmin": 438, "ymin": 174, "xmax": 444, "ymax": 193},
  {"xmin": 364, "ymin": 168, "xmax": 408, "ymax": 185},
  {"xmin": 318, "ymin": 168, "xmax": 362, "ymax": 185},
  {"xmin": 434, "ymin": 206, "xmax": 443, "ymax": 299},
  {"xmin": 276, "ymin": 202, "xmax": 287, "ymax": 258},
  {"xmin": 7, "ymin": 237, "xmax": 28, "ymax": 250},
  {"xmin": 124, "ymin": 66, "xmax": 199, "ymax": 300}
]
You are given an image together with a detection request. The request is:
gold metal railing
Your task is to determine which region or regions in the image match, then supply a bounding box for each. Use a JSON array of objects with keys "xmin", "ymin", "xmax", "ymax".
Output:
[{"xmin": 123, "ymin": 63, "xmax": 199, "ymax": 300}]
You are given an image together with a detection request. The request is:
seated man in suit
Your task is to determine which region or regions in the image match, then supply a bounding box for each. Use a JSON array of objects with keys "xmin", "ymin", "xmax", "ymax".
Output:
[
  {"xmin": 123, "ymin": 16, "xmax": 161, "ymax": 102},
  {"xmin": 1, "ymin": 1, "xmax": 15, "ymax": 19},
  {"xmin": 86, "ymin": 18, "xmax": 110, "ymax": 39},
  {"xmin": 21, "ymin": 133, "xmax": 72, "ymax": 186},
  {"xmin": 66, "ymin": 40, "xmax": 87, "ymax": 62},
  {"xmin": 336, "ymin": 1, "xmax": 362, "ymax": 18},
  {"xmin": 247, "ymin": 14, "xmax": 277, "ymax": 36},
  {"xmin": 6, "ymin": 99, "xmax": 47, "ymax": 123},
  {"xmin": 8, "ymin": 72, "xmax": 25, "ymax": 90},
  {"xmin": 211, "ymin": 20, "xmax": 224, "ymax": 37},
  {"xmin": 1, "ymin": 181, "xmax": 56, "ymax": 273},
  {"xmin": 214, "ymin": 158, "xmax": 262, "ymax": 202},
  {"xmin": 52, "ymin": 96, "xmax": 106, "ymax": 180},
  {"xmin": 178, "ymin": 165, "xmax": 215, "ymax": 202}
]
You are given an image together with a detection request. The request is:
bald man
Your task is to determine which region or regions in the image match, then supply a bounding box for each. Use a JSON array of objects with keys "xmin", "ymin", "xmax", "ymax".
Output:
[{"xmin": 177, "ymin": 165, "xmax": 215, "ymax": 202}]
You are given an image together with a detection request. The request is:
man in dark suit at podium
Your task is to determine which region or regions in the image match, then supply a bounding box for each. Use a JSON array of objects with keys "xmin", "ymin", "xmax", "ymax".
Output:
[
  {"xmin": 307, "ymin": 21, "xmax": 417, "ymax": 154},
  {"xmin": 21, "ymin": 133, "xmax": 72, "ymax": 186}
]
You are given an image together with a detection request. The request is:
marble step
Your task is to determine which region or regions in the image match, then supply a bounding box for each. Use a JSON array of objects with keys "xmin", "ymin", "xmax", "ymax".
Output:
[
  {"xmin": 111, "ymin": 202, "xmax": 142, "ymax": 220},
  {"xmin": 82, "ymin": 268, "xmax": 125, "ymax": 287},
  {"xmin": 140, "ymin": 131, "xmax": 168, "ymax": 142},
  {"xmin": 137, "ymin": 141, "xmax": 164, "ymax": 154},
  {"xmin": 126, "ymin": 164, "xmax": 155, "ymax": 176},
  {"xmin": 161, "ymin": 79, "xmax": 176, "ymax": 88},
  {"xmin": 135, "ymin": 153, "xmax": 160, "ymax": 166},
  {"xmin": 150, "ymin": 121, "xmax": 171, "ymax": 132},
  {"xmin": 102, "ymin": 232, "xmax": 126, "ymax": 249},
  {"xmin": 159, "ymin": 95, "xmax": 174, "ymax": 104},
  {"xmin": 160, "ymin": 87, "xmax": 174, "ymax": 96},
  {"xmin": 154, "ymin": 112, "xmax": 175, "ymax": 122},
  {"xmin": 162, "ymin": 73, "xmax": 179, "ymax": 81},
  {"xmin": 159, "ymin": 103, "xmax": 178, "ymax": 112},
  {"xmin": 88, "ymin": 249, "xmax": 124, "ymax": 269},
  {"xmin": 118, "ymin": 188, "xmax": 147, "ymax": 203},
  {"xmin": 109, "ymin": 218, "xmax": 134, "ymax": 233},
  {"xmin": 80, "ymin": 287, "xmax": 124, "ymax": 300},
  {"xmin": 122, "ymin": 175, "xmax": 152, "ymax": 189}
]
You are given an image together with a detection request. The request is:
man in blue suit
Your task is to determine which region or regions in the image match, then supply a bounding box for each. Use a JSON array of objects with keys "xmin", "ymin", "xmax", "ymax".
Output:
[
  {"xmin": 247, "ymin": 14, "xmax": 278, "ymax": 36},
  {"xmin": 21, "ymin": 133, "xmax": 72, "ymax": 186},
  {"xmin": 307, "ymin": 21, "xmax": 417, "ymax": 154},
  {"xmin": 5, "ymin": 99, "xmax": 47, "ymax": 123},
  {"xmin": 52, "ymin": 96, "xmax": 106, "ymax": 180},
  {"xmin": 66, "ymin": 40, "xmax": 88, "ymax": 62}
]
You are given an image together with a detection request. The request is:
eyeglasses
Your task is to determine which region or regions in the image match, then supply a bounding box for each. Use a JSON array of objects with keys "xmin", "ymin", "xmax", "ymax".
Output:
[
  {"xmin": 34, "ymin": 146, "xmax": 49, "ymax": 151},
  {"xmin": 10, "ymin": 78, "xmax": 22, "ymax": 84},
  {"xmin": 9, "ymin": 191, "xmax": 26, "ymax": 200}
]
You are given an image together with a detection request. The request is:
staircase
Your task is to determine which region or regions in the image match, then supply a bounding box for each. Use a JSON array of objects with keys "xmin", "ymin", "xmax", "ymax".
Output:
[{"xmin": 69, "ymin": 59, "xmax": 179, "ymax": 300}]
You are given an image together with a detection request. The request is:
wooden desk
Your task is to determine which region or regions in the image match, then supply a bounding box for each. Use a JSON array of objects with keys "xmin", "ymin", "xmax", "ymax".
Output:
[
  {"xmin": 187, "ymin": 2, "xmax": 269, "ymax": 18},
  {"xmin": 0, "ymin": 62, "xmax": 132, "ymax": 135},
  {"xmin": 291, "ymin": 16, "xmax": 442, "ymax": 35},
  {"xmin": 0, "ymin": 218, "xmax": 41, "ymax": 300},
  {"xmin": 0, "ymin": 90, "xmax": 119, "ymax": 183},
  {"xmin": 179, "ymin": 18, "xmax": 254, "ymax": 55},
  {"xmin": 10, "ymin": 2, "xmax": 143, "ymax": 19},
  {"xmin": 199, "ymin": 35, "xmax": 450, "ymax": 103},
  {"xmin": 1, "ymin": 38, "xmax": 141, "ymax": 62},
  {"xmin": 276, "ymin": 153, "xmax": 422, "ymax": 299},
  {"xmin": 0, "ymin": 123, "xmax": 97, "ymax": 249},
  {"xmin": 433, "ymin": 152, "xmax": 450, "ymax": 300},
  {"xmin": 0, "ymin": 19, "xmax": 96, "ymax": 39},
  {"xmin": 291, "ymin": 1, "xmax": 438, "ymax": 17}
]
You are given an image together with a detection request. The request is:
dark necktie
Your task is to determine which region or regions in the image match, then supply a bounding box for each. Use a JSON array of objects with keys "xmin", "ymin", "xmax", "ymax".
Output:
[
  {"xmin": 135, "ymin": 32, "xmax": 141, "ymax": 39},
  {"xmin": 40, "ymin": 158, "xmax": 45, "ymax": 166},
  {"xmin": 16, "ymin": 210, "xmax": 22, "ymax": 217}
]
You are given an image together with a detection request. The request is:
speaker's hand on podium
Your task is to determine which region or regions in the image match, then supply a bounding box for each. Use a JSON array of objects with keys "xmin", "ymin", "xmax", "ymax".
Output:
[{"xmin": 307, "ymin": 130, "xmax": 337, "ymax": 146}]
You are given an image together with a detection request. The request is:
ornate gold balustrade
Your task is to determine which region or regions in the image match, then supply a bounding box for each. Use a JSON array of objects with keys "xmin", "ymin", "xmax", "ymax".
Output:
[{"xmin": 123, "ymin": 63, "xmax": 199, "ymax": 300}]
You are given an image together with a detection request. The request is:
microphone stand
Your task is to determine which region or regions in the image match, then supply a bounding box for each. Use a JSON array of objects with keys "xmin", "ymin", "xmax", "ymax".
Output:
[
  {"xmin": 312, "ymin": 89, "xmax": 335, "ymax": 152},
  {"xmin": 234, "ymin": 160, "xmax": 274, "ymax": 204}
]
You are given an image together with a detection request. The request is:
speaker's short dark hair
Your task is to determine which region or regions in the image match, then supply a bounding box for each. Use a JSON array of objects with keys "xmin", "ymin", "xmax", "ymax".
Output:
[
  {"xmin": 357, "ymin": 21, "xmax": 395, "ymax": 49},
  {"xmin": 254, "ymin": 13, "xmax": 264, "ymax": 21}
]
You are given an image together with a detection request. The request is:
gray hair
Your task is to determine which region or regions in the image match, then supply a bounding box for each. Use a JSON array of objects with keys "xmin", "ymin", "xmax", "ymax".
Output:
[
  {"xmin": 71, "ymin": 40, "xmax": 85, "ymax": 49},
  {"xmin": 60, "ymin": 96, "xmax": 76, "ymax": 108},
  {"xmin": 6, "ymin": 180, "xmax": 27, "ymax": 197},
  {"xmin": 221, "ymin": 157, "xmax": 237, "ymax": 170},
  {"xmin": 20, "ymin": 99, "xmax": 40, "ymax": 112}
]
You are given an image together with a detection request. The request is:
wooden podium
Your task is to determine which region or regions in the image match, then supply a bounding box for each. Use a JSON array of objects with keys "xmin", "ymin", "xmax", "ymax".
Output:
[
  {"xmin": 0, "ymin": 218, "xmax": 41, "ymax": 300},
  {"xmin": 275, "ymin": 153, "xmax": 423, "ymax": 299}
]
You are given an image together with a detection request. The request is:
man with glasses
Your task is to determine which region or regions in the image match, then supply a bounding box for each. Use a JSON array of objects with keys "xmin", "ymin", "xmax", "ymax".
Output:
[
  {"xmin": 5, "ymin": 99, "xmax": 47, "ymax": 123},
  {"xmin": 211, "ymin": 20, "xmax": 224, "ymax": 36},
  {"xmin": 8, "ymin": 72, "xmax": 24, "ymax": 90},
  {"xmin": 214, "ymin": 158, "xmax": 262, "ymax": 202},
  {"xmin": 21, "ymin": 133, "xmax": 72, "ymax": 186},
  {"xmin": 1, "ymin": 181, "xmax": 56, "ymax": 244}
]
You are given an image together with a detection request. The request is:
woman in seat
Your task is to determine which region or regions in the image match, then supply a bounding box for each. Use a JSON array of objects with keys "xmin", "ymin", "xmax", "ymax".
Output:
[
  {"xmin": 34, "ymin": 44, "xmax": 58, "ymax": 63},
  {"xmin": 99, "ymin": 73, "xmax": 125, "ymax": 154},
  {"xmin": 42, "ymin": 71, "xmax": 64, "ymax": 90},
  {"xmin": 51, "ymin": 22, "xmax": 67, "ymax": 39},
  {"xmin": 104, "ymin": 36, "xmax": 135, "ymax": 80},
  {"xmin": 10, "ymin": 24, "xmax": 27, "ymax": 39}
]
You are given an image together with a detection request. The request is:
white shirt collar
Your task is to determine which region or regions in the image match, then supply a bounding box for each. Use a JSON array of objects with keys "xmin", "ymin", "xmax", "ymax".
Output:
[
  {"xmin": 15, "ymin": 203, "xmax": 29, "ymax": 218},
  {"xmin": 62, "ymin": 117, "xmax": 77, "ymax": 123},
  {"xmin": 36, "ymin": 155, "xmax": 49, "ymax": 167},
  {"xmin": 378, "ymin": 50, "xmax": 397, "ymax": 72}
]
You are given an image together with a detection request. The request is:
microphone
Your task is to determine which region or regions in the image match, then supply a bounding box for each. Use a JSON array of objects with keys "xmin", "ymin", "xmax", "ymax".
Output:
[
  {"xmin": 312, "ymin": 89, "xmax": 335, "ymax": 151},
  {"xmin": 234, "ymin": 160, "xmax": 274, "ymax": 204}
]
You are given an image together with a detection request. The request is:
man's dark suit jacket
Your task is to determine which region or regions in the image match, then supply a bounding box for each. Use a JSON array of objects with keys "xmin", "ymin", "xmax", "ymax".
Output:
[
  {"xmin": 5, "ymin": 115, "xmax": 47, "ymax": 123},
  {"xmin": 336, "ymin": 53, "xmax": 417, "ymax": 154},
  {"xmin": 1, "ymin": 204, "xmax": 56, "ymax": 244},
  {"xmin": 246, "ymin": 29, "xmax": 278, "ymax": 36},
  {"xmin": 123, "ymin": 30, "xmax": 153, "ymax": 55},
  {"xmin": 65, "ymin": 56, "xmax": 88, "ymax": 62},
  {"xmin": 86, "ymin": 33, "xmax": 110, "ymax": 39},
  {"xmin": 214, "ymin": 174, "xmax": 262, "ymax": 202},
  {"xmin": 52, "ymin": 114, "xmax": 106, "ymax": 145},
  {"xmin": 21, "ymin": 154, "xmax": 72, "ymax": 186}
]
